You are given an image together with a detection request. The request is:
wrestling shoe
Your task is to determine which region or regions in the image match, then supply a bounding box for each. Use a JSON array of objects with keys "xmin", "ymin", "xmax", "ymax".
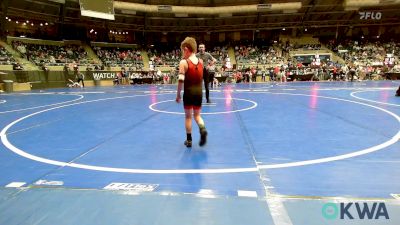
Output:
[
  {"xmin": 199, "ymin": 128, "xmax": 207, "ymax": 146},
  {"xmin": 184, "ymin": 140, "xmax": 192, "ymax": 147}
]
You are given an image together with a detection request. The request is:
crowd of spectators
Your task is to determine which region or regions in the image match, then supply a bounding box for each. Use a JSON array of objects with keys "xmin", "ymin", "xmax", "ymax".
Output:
[
  {"xmin": 208, "ymin": 45, "xmax": 230, "ymax": 66},
  {"xmin": 279, "ymin": 41, "xmax": 322, "ymax": 59},
  {"xmin": 147, "ymin": 48, "xmax": 181, "ymax": 66},
  {"xmin": 0, "ymin": 47, "xmax": 17, "ymax": 65},
  {"xmin": 234, "ymin": 44, "xmax": 284, "ymax": 66},
  {"xmin": 12, "ymin": 41, "xmax": 91, "ymax": 66},
  {"xmin": 230, "ymin": 38, "xmax": 400, "ymax": 83},
  {"xmin": 3, "ymin": 37, "xmax": 400, "ymax": 84},
  {"xmin": 325, "ymin": 39, "xmax": 399, "ymax": 66},
  {"xmin": 147, "ymin": 45, "xmax": 230, "ymax": 68},
  {"xmin": 93, "ymin": 46, "xmax": 144, "ymax": 69},
  {"xmin": 320, "ymin": 38, "xmax": 400, "ymax": 80}
]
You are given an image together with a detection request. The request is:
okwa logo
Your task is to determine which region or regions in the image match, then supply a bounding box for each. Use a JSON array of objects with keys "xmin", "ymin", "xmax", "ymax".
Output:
[{"xmin": 322, "ymin": 202, "xmax": 389, "ymax": 220}]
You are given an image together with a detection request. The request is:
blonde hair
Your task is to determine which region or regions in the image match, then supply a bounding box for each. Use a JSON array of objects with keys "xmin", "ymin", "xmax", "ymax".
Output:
[{"xmin": 180, "ymin": 37, "xmax": 197, "ymax": 54}]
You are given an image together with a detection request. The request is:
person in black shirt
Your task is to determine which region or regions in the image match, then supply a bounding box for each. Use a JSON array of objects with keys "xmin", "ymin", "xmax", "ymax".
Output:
[
  {"xmin": 12, "ymin": 62, "xmax": 23, "ymax": 70},
  {"xmin": 75, "ymin": 68, "xmax": 85, "ymax": 88},
  {"xmin": 196, "ymin": 43, "xmax": 216, "ymax": 103}
]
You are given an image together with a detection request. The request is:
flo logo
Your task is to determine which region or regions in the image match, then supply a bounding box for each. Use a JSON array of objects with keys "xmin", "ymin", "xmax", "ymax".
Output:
[
  {"xmin": 359, "ymin": 11, "xmax": 382, "ymax": 20},
  {"xmin": 322, "ymin": 202, "xmax": 389, "ymax": 220}
]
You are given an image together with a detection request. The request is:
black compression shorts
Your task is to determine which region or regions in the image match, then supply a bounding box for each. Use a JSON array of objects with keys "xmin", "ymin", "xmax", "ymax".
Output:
[{"xmin": 183, "ymin": 94, "xmax": 202, "ymax": 109}]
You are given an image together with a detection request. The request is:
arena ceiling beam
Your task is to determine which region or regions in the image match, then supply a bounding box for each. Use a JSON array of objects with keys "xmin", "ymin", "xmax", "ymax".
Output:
[
  {"xmin": 113, "ymin": 1, "xmax": 302, "ymax": 15},
  {"xmin": 4, "ymin": 0, "xmax": 400, "ymax": 33},
  {"xmin": 344, "ymin": 0, "xmax": 400, "ymax": 10}
]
